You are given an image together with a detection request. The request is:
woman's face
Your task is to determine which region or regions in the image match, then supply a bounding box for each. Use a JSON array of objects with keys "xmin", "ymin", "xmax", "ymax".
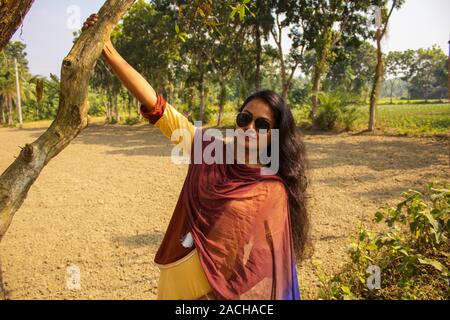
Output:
[{"xmin": 235, "ymin": 98, "xmax": 276, "ymax": 152}]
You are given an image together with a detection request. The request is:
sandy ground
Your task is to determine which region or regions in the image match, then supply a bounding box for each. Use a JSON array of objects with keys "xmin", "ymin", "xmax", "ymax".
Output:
[{"xmin": 0, "ymin": 121, "xmax": 448, "ymax": 300}]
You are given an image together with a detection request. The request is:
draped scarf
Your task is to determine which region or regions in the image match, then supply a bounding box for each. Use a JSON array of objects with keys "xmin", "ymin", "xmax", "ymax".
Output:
[{"xmin": 154, "ymin": 127, "xmax": 300, "ymax": 300}]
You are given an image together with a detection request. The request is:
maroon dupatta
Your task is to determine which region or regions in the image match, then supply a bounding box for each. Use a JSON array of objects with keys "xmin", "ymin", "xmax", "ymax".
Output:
[{"xmin": 153, "ymin": 128, "xmax": 300, "ymax": 300}]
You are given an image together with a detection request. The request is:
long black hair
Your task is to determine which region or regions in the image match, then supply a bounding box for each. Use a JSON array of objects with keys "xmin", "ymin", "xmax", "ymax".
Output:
[{"xmin": 239, "ymin": 89, "xmax": 310, "ymax": 261}]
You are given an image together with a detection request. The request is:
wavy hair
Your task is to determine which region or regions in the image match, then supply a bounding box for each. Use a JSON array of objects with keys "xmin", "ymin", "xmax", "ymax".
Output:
[{"xmin": 239, "ymin": 89, "xmax": 310, "ymax": 261}]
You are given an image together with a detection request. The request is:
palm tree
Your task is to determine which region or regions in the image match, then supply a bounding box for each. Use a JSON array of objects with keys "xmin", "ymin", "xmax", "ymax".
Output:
[
  {"xmin": 91, "ymin": 56, "xmax": 119, "ymax": 122},
  {"xmin": 29, "ymin": 75, "xmax": 46, "ymax": 119},
  {"xmin": 0, "ymin": 48, "xmax": 34, "ymax": 124},
  {"xmin": 0, "ymin": 76, "xmax": 17, "ymax": 126}
]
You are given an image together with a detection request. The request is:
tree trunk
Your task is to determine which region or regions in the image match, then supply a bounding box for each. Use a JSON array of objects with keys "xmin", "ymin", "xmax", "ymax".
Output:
[
  {"xmin": 270, "ymin": 14, "xmax": 291, "ymax": 103},
  {"xmin": 113, "ymin": 94, "xmax": 119, "ymax": 122},
  {"xmin": 217, "ymin": 78, "xmax": 226, "ymax": 127},
  {"xmin": 235, "ymin": 77, "xmax": 240, "ymax": 110},
  {"xmin": 310, "ymin": 70, "xmax": 321, "ymax": 123},
  {"xmin": 0, "ymin": 0, "xmax": 35, "ymax": 51},
  {"xmin": 368, "ymin": 1, "xmax": 397, "ymax": 130},
  {"xmin": 390, "ymin": 79, "xmax": 395, "ymax": 104},
  {"xmin": 14, "ymin": 58, "xmax": 23, "ymax": 128},
  {"xmin": 311, "ymin": 49, "xmax": 328, "ymax": 122},
  {"xmin": 407, "ymin": 83, "xmax": 411, "ymax": 103},
  {"xmin": 0, "ymin": 0, "xmax": 135, "ymax": 299},
  {"xmin": 311, "ymin": 31, "xmax": 333, "ymax": 126},
  {"xmin": 106, "ymin": 101, "xmax": 110, "ymax": 121},
  {"xmin": 108, "ymin": 91, "xmax": 114, "ymax": 122},
  {"xmin": 167, "ymin": 81, "xmax": 173, "ymax": 104},
  {"xmin": 106, "ymin": 93, "xmax": 111, "ymax": 121},
  {"xmin": 0, "ymin": 256, "xmax": 5, "ymax": 299},
  {"xmin": 127, "ymin": 94, "xmax": 132, "ymax": 119},
  {"xmin": 0, "ymin": 100, "xmax": 5, "ymax": 124},
  {"xmin": 187, "ymin": 87, "xmax": 194, "ymax": 116},
  {"xmin": 368, "ymin": 29, "xmax": 383, "ymax": 132},
  {"xmin": 448, "ymin": 53, "xmax": 450, "ymax": 102},
  {"xmin": 7, "ymin": 98, "xmax": 13, "ymax": 126},
  {"xmin": 217, "ymin": 104, "xmax": 224, "ymax": 127},
  {"xmin": 274, "ymin": 37, "xmax": 287, "ymax": 101},
  {"xmin": 198, "ymin": 73, "xmax": 205, "ymax": 122},
  {"xmin": 136, "ymin": 97, "xmax": 141, "ymax": 120},
  {"xmin": 255, "ymin": 25, "xmax": 261, "ymax": 91},
  {"xmin": 281, "ymin": 75, "xmax": 288, "ymax": 103},
  {"xmin": 15, "ymin": 97, "xmax": 22, "ymax": 128}
]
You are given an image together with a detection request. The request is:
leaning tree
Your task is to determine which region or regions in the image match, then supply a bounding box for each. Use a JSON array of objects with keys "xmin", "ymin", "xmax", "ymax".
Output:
[
  {"xmin": 0, "ymin": 0, "xmax": 136, "ymax": 300},
  {"xmin": 0, "ymin": 0, "xmax": 35, "ymax": 51}
]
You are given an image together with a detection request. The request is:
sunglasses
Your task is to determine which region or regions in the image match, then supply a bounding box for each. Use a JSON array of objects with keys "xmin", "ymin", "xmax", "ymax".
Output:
[{"xmin": 235, "ymin": 112, "xmax": 272, "ymax": 131}]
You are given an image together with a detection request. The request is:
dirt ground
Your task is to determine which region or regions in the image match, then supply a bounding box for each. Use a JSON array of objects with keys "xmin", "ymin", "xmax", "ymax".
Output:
[{"xmin": 0, "ymin": 121, "xmax": 448, "ymax": 299}]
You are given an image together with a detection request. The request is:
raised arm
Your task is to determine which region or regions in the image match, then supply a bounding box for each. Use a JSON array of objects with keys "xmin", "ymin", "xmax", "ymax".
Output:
[
  {"xmin": 83, "ymin": 13, "xmax": 157, "ymax": 110},
  {"xmin": 82, "ymin": 13, "xmax": 195, "ymax": 157}
]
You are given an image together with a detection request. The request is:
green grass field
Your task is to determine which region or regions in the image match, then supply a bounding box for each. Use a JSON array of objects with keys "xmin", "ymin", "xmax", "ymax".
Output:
[
  {"xmin": 353, "ymin": 103, "xmax": 450, "ymax": 137},
  {"xmin": 216, "ymin": 102, "xmax": 449, "ymax": 137},
  {"xmin": 377, "ymin": 98, "xmax": 449, "ymax": 105},
  {"xmin": 8, "ymin": 101, "xmax": 448, "ymax": 138}
]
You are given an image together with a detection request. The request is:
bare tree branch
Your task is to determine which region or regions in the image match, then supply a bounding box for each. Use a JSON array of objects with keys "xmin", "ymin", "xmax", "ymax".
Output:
[
  {"xmin": 0, "ymin": 0, "xmax": 35, "ymax": 51},
  {"xmin": 0, "ymin": 0, "xmax": 135, "ymax": 276}
]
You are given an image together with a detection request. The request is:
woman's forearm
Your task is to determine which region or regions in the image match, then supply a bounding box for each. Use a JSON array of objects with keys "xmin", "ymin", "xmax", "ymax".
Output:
[{"xmin": 102, "ymin": 40, "xmax": 157, "ymax": 109}]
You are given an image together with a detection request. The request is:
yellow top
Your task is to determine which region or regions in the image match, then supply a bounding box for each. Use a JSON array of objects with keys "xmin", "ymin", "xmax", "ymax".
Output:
[
  {"xmin": 156, "ymin": 248, "xmax": 213, "ymax": 300},
  {"xmin": 153, "ymin": 101, "xmax": 196, "ymax": 160},
  {"xmin": 152, "ymin": 102, "xmax": 211, "ymax": 300}
]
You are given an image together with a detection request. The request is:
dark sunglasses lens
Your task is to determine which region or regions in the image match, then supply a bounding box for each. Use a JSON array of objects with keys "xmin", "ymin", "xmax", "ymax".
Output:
[
  {"xmin": 255, "ymin": 118, "xmax": 271, "ymax": 131},
  {"xmin": 236, "ymin": 112, "xmax": 252, "ymax": 127}
]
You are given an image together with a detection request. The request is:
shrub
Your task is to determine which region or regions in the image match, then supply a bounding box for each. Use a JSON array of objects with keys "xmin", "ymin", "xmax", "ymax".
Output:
[
  {"xmin": 291, "ymin": 104, "xmax": 312, "ymax": 128},
  {"xmin": 315, "ymin": 92, "xmax": 341, "ymax": 130},
  {"xmin": 106, "ymin": 117, "xmax": 118, "ymax": 124},
  {"xmin": 124, "ymin": 117, "xmax": 140, "ymax": 125},
  {"xmin": 314, "ymin": 91, "xmax": 363, "ymax": 131},
  {"xmin": 315, "ymin": 182, "xmax": 450, "ymax": 300},
  {"xmin": 289, "ymin": 85, "xmax": 310, "ymax": 106},
  {"xmin": 191, "ymin": 103, "xmax": 214, "ymax": 125}
]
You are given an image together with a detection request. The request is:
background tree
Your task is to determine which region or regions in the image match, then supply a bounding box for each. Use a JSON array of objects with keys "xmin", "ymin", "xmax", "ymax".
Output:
[
  {"xmin": 325, "ymin": 41, "xmax": 377, "ymax": 97},
  {"xmin": 289, "ymin": 0, "xmax": 372, "ymax": 123},
  {"xmin": 91, "ymin": 56, "xmax": 116, "ymax": 121},
  {"xmin": 409, "ymin": 46, "xmax": 448, "ymax": 101},
  {"xmin": 397, "ymin": 49, "xmax": 416, "ymax": 102},
  {"xmin": 0, "ymin": 41, "xmax": 30, "ymax": 126},
  {"xmin": 29, "ymin": 75, "xmax": 45, "ymax": 119},
  {"xmin": 368, "ymin": 0, "xmax": 405, "ymax": 132},
  {"xmin": 385, "ymin": 50, "xmax": 403, "ymax": 103},
  {"xmin": 270, "ymin": 6, "xmax": 302, "ymax": 103},
  {"xmin": 209, "ymin": 12, "xmax": 242, "ymax": 126},
  {"xmin": 241, "ymin": 0, "xmax": 274, "ymax": 91}
]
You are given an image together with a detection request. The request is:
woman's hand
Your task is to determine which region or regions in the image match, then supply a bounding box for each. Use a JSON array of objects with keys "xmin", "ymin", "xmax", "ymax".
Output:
[
  {"xmin": 81, "ymin": 13, "xmax": 98, "ymax": 32},
  {"xmin": 81, "ymin": 13, "xmax": 112, "ymax": 48},
  {"xmin": 80, "ymin": 12, "xmax": 157, "ymax": 110}
]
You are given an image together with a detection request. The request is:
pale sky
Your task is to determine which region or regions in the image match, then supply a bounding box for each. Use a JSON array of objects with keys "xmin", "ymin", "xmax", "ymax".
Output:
[{"xmin": 11, "ymin": 0, "xmax": 450, "ymax": 79}]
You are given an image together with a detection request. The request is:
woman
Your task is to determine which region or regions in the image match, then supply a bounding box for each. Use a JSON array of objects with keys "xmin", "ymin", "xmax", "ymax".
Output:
[{"xmin": 83, "ymin": 14, "xmax": 309, "ymax": 300}]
